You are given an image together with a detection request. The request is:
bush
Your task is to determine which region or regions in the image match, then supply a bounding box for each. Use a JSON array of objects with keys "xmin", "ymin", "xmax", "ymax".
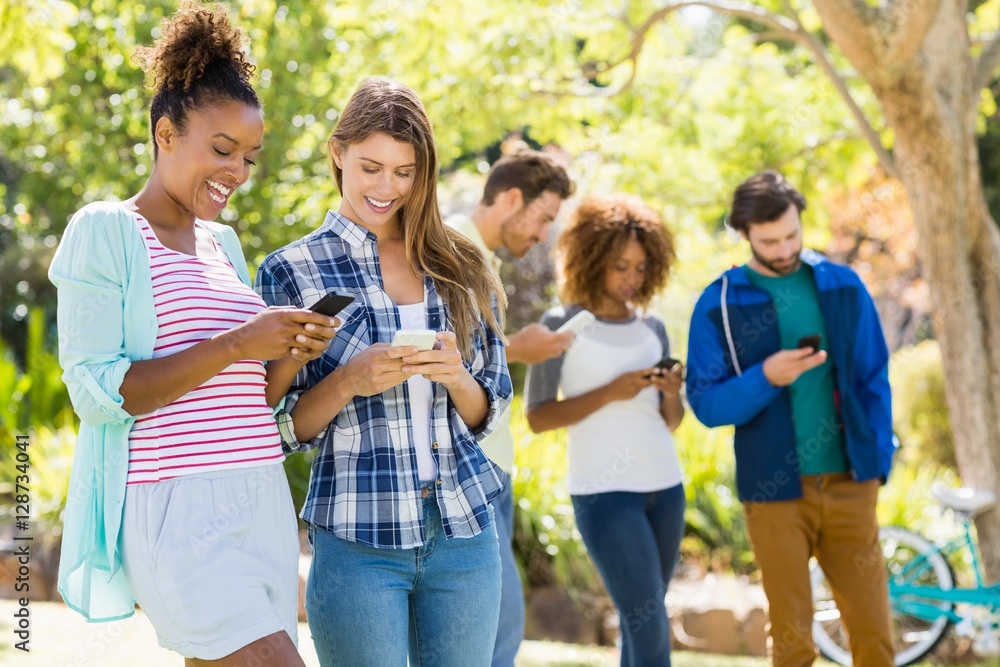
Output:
[
  {"xmin": 673, "ymin": 419, "xmax": 755, "ymax": 575},
  {"xmin": 283, "ymin": 447, "xmax": 316, "ymax": 524},
  {"xmin": 889, "ymin": 340, "xmax": 955, "ymax": 469},
  {"xmin": 878, "ymin": 459, "xmax": 959, "ymax": 543},
  {"xmin": 0, "ymin": 310, "xmax": 76, "ymax": 599},
  {"xmin": 0, "ymin": 307, "xmax": 76, "ymax": 535}
]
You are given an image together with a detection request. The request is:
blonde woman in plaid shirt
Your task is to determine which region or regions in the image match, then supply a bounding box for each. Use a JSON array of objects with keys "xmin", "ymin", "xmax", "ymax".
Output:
[{"xmin": 256, "ymin": 78, "xmax": 512, "ymax": 666}]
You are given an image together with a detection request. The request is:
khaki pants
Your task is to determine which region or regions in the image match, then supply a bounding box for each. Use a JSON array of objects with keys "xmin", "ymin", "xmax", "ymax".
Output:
[{"xmin": 743, "ymin": 473, "xmax": 894, "ymax": 667}]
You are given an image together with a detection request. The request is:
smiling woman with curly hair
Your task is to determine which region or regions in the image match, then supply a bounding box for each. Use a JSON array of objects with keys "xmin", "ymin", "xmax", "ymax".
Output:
[{"xmin": 525, "ymin": 193, "xmax": 686, "ymax": 667}]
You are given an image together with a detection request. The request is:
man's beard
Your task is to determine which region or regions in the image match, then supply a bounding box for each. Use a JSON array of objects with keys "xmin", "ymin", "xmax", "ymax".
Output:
[
  {"xmin": 752, "ymin": 247, "xmax": 802, "ymax": 276},
  {"xmin": 499, "ymin": 217, "xmax": 531, "ymax": 258}
]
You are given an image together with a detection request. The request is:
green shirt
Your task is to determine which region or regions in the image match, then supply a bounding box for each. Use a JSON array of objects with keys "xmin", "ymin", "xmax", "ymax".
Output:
[{"xmin": 744, "ymin": 264, "xmax": 849, "ymax": 474}]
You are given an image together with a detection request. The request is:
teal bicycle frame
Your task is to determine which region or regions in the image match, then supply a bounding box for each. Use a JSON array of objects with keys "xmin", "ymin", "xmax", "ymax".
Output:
[{"xmin": 889, "ymin": 516, "xmax": 1000, "ymax": 622}]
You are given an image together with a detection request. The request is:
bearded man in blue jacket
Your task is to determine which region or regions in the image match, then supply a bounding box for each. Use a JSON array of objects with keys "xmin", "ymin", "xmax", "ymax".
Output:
[{"xmin": 686, "ymin": 171, "xmax": 896, "ymax": 667}]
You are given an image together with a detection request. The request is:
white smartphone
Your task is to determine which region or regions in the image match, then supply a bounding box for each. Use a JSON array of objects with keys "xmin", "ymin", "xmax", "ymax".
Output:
[
  {"xmin": 556, "ymin": 310, "xmax": 596, "ymax": 335},
  {"xmin": 391, "ymin": 329, "xmax": 438, "ymax": 351}
]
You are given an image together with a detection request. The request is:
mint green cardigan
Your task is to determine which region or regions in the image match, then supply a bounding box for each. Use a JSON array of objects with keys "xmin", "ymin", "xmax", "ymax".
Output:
[{"xmin": 48, "ymin": 202, "xmax": 252, "ymax": 622}]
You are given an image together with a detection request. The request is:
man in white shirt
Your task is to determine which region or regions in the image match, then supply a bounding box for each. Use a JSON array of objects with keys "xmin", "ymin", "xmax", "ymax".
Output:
[{"xmin": 445, "ymin": 151, "xmax": 574, "ymax": 667}]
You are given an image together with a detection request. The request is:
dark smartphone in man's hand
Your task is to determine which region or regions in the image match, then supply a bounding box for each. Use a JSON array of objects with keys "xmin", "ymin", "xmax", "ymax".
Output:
[
  {"xmin": 646, "ymin": 357, "xmax": 682, "ymax": 379},
  {"xmin": 796, "ymin": 334, "xmax": 822, "ymax": 353},
  {"xmin": 655, "ymin": 357, "xmax": 682, "ymax": 371},
  {"xmin": 308, "ymin": 292, "xmax": 354, "ymax": 318}
]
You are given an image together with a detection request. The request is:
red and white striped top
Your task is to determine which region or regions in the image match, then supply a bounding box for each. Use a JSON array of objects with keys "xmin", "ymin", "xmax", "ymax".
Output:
[{"xmin": 126, "ymin": 215, "xmax": 283, "ymax": 485}]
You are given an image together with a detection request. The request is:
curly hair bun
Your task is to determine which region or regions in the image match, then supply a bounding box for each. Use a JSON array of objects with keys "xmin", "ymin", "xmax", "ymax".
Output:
[{"xmin": 133, "ymin": 1, "xmax": 254, "ymax": 94}]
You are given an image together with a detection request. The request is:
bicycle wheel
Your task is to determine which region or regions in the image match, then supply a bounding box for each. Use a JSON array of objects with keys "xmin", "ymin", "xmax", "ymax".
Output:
[{"xmin": 811, "ymin": 525, "xmax": 954, "ymax": 666}]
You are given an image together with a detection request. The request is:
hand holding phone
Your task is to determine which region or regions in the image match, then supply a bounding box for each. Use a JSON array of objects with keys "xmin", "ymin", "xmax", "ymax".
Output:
[
  {"xmin": 309, "ymin": 292, "xmax": 354, "ymax": 318},
  {"xmin": 391, "ymin": 329, "xmax": 438, "ymax": 351},
  {"xmin": 646, "ymin": 357, "xmax": 683, "ymax": 380},
  {"xmin": 655, "ymin": 357, "xmax": 682, "ymax": 372},
  {"xmin": 796, "ymin": 334, "xmax": 822, "ymax": 353},
  {"xmin": 556, "ymin": 310, "xmax": 597, "ymax": 336}
]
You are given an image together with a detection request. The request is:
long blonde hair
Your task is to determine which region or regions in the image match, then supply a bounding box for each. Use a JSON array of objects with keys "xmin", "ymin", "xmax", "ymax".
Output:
[{"xmin": 329, "ymin": 78, "xmax": 506, "ymax": 359}]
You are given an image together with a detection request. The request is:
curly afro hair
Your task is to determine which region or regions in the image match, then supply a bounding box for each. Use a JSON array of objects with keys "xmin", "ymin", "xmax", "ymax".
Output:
[{"xmin": 557, "ymin": 194, "xmax": 676, "ymax": 311}]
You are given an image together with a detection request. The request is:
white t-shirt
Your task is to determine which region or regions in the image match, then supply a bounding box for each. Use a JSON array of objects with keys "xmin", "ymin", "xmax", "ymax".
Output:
[
  {"xmin": 525, "ymin": 306, "xmax": 683, "ymax": 495},
  {"xmin": 398, "ymin": 302, "xmax": 438, "ymax": 482}
]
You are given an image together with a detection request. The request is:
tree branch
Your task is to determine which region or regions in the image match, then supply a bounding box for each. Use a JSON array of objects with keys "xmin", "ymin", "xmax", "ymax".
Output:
[
  {"xmin": 810, "ymin": 0, "xmax": 884, "ymax": 76},
  {"xmin": 882, "ymin": 0, "xmax": 942, "ymax": 67},
  {"xmin": 976, "ymin": 32, "xmax": 1000, "ymax": 91},
  {"xmin": 771, "ymin": 129, "xmax": 857, "ymax": 167},
  {"xmin": 779, "ymin": 0, "xmax": 898, "ymax": 178},
  {"xmin": 534, "ymin": 0, "xmax": 898, "ymax": 178},
  {"xmin": 529, "ymin": 0, "xmax": 801, "ymax": 98},
  {"xmin": 641, "ymin": 1, "xmax": 897, "ymax": 176}
]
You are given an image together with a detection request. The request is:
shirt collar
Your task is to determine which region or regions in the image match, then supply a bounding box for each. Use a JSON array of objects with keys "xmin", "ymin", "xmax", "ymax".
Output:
[{"xmin": 320, "ymin": 210, "xmax": 377, "ymax": 250}]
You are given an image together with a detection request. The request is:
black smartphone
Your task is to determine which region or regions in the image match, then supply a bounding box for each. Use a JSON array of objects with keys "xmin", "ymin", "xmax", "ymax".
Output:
[
  {"xmin": 646, "ymin": 357, "xmax": 682, "ymax": 379},
  {"xmin": 655, "ymin": 357, "xmax": 682, "ymax": 371},
  {"xmin": 308, "ymin": 292, "xmax": 354, "ymax": 318},
  {"xmin": 797, "ymin": 334, "xmax": 822, "ymax": 353}
]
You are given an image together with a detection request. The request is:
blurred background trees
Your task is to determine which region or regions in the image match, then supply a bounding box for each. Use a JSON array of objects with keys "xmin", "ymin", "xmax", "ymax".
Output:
[{"xmin": 2, "ymin": 0, "xmax": 998, "ymax": 616}]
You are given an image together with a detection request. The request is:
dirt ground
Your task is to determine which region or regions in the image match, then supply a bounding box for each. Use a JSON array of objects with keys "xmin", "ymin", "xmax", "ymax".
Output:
[{"xmin": 0, "ymin": 598, "xmax": 621, "ymax": 667}]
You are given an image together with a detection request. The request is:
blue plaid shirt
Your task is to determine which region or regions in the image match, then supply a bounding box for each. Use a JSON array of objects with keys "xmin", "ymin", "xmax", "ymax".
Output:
[{"xmin": 255, "ymin": 211, "xmax": 511, "ymax": 549}]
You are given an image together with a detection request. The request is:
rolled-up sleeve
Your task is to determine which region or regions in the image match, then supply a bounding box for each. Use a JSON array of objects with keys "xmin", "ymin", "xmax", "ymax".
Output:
[
  {"xmin": 467, "ymin": 298, "xmax": 512, "ymax": 440},
  {"xmin": 49, "ymin": 210, "xmax": 133, "ymax": 427}
]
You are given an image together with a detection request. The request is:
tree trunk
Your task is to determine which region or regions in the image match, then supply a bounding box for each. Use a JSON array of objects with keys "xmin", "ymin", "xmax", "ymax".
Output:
[{"xmin": 814, "ymin": 0, "xmax": 1000, "ymax": 580}]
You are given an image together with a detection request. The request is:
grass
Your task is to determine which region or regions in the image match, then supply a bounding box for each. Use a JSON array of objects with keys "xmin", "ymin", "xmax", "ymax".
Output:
[
  {"xmin": 519, "ymin": 641, "xmax": 997, "ymax": 667},
  {"xmin": 518, "ymin": 642, "xmax": 832, "ymax": 666}
]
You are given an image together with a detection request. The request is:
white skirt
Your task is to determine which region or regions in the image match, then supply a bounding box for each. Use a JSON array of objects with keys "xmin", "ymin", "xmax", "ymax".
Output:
[{"xmin": 120, "ymin": 462, "xmax": 299, "ymax": 659}]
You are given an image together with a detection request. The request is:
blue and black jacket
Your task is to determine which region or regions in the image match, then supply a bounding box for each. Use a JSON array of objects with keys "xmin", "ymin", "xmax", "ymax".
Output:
[{"xmin": 685, "ymin": 249, "xmax": 896, "ymax": 502}]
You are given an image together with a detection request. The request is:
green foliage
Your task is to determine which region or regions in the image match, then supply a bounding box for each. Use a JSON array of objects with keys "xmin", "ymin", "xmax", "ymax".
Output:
[
  {"xmin": 1, "ymin": 424, "xmax": 76, "ymax": 544},
  {"xmin": 282, "ymin": 447, "xmax": 316, "ymax": 522},
  {"xmin": 1, "ymin": 0, "xmax": 878, "ymax": 312},
  {"xmin": 673, "ymin": 419, "xmax": 755, "ymax": 574},
  {"xmin": 0, "ymin": 346, "xmax": 33, "ymax": 443},
  {"xmin": 889, "ymin": 341, "xmax": 955, "ymax": 469},
  {"xmin": 0, "ymin": 308, "xmax": 76, "ymax": 545},
  {"xmin": 877, "ymin": 459, "xmax": 959, "ymax": 546},
  {"xmin": 0, "ymin": 307, "xmax": 74, "ymax": 436}
]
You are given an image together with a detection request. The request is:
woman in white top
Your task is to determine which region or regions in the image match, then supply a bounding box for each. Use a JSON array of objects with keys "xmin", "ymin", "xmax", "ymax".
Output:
[{"xmin": 525, "ymin": 194, "xmax": 685, "ymax": 667}]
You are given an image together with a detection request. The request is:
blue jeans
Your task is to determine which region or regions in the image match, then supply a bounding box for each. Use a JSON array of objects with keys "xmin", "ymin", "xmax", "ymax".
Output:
[
  {"xmin": 305, "ymin": 487, "xmax": 501, "ymax": 666},
  {"xmin": 571, "ymin": 484, "xmax": 686, "ymax": 667},
  {"xmin": 491, "ymin": 483, "xmax": 524, "ymax": 666}
]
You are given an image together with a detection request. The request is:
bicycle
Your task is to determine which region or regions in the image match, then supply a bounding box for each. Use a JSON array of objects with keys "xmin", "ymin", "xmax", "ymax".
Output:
[{"xmin": 810, "ymin": 483, "xmax": 1000, "ymax": 666}]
